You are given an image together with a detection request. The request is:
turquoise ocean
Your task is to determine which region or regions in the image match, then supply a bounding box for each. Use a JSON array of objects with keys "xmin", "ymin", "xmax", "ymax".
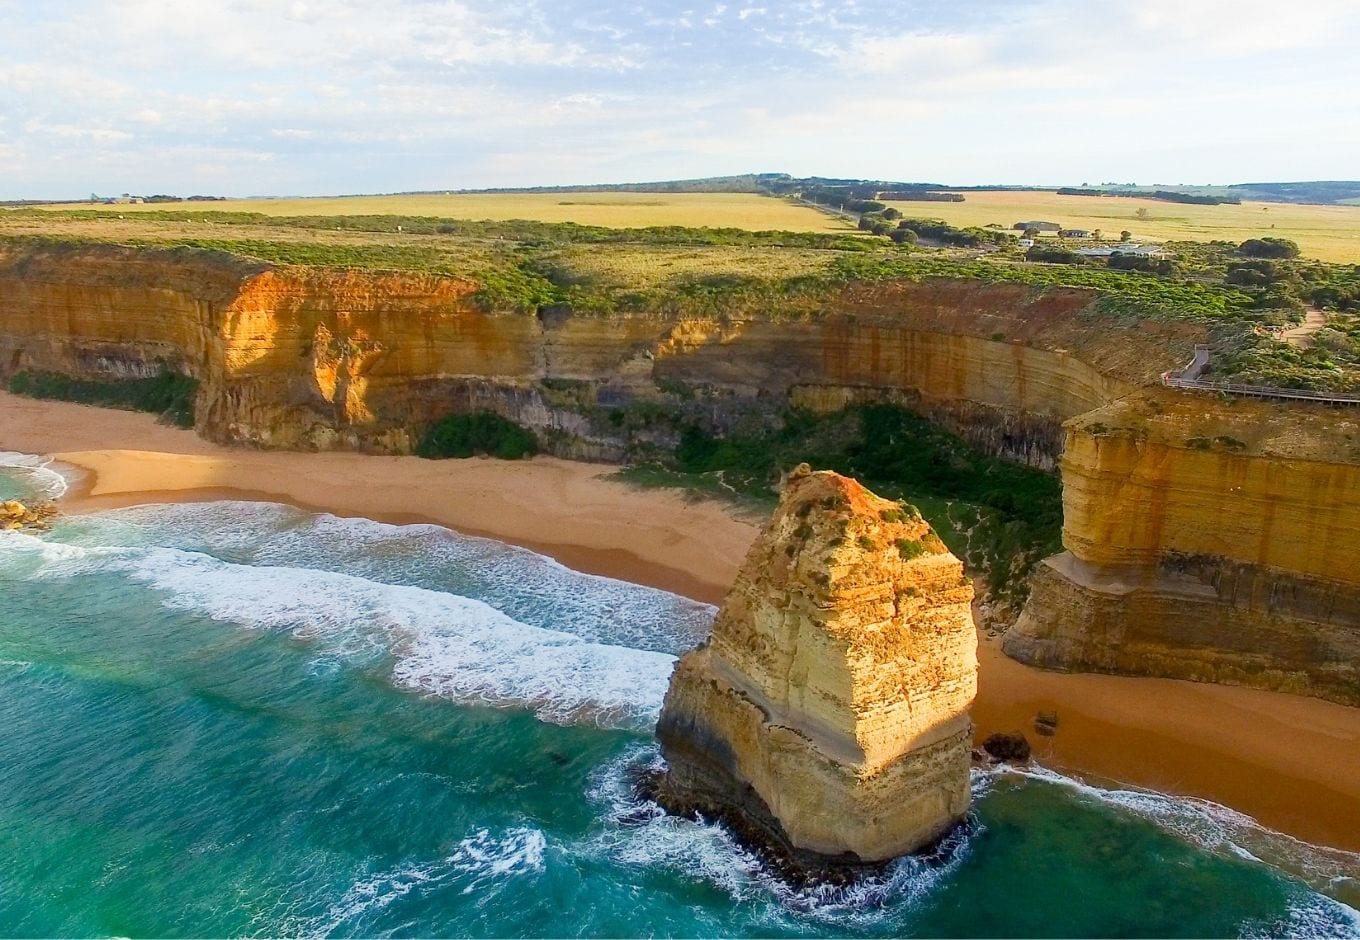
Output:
[{"xmin": 0, "ymin": 452, "xmax": 1357, "ymax": 938}]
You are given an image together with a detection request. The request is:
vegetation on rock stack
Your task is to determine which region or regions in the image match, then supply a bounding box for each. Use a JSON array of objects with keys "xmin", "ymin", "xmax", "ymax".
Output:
[
  {"xmin": 628, "ymin": 403, "xmax": 1063, "ymax": 606},
  {"xmin": 6, "ymin": 370, "xmax": 197, "ymax": 427},
  {"xmin": 416, "ymin": 411, "xmax": 538, "ymax": 460}
]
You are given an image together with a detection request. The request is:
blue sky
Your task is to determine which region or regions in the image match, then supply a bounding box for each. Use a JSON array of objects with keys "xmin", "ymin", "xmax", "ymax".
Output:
[{"xmin": 2, "ymin": 0, "xmax": 1357, "ymax": 198}]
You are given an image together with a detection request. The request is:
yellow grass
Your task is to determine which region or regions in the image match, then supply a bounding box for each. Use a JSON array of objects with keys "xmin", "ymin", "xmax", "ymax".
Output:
[
  {"xmin": 546, "ymin": 244, "xmax": 840, "ymax": 288},
  {"xmin": 41, "ymin": 191, "xmax": 851, "ymax": 234},
  {"xmin": 883, "ymin": 190, "xmax": 1360, "ymax": 263}
]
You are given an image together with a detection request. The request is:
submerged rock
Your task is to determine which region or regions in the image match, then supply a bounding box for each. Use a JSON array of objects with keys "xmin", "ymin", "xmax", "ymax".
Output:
[{"xmin": 654, "ymin": 465, "xmax": 977, "ymax": 873}]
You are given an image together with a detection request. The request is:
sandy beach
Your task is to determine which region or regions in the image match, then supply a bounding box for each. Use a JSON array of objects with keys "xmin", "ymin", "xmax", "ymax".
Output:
[{"xmin": 3, "ymin": 390, "xmax": 1359, "ymax": 854}]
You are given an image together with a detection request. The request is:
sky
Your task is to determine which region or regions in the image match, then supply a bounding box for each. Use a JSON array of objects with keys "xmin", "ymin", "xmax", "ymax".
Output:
[{"xmin": 2, "ymin": 0, "xmax": 1358, "ymax": 199}]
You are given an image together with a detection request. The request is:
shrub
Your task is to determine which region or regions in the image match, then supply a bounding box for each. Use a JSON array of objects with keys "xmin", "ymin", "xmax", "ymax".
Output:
[
  {"xmin": 7, "ymin": 369, "xmax": 197, "ymax": 427},
  {"xmin": 1026, "ymin": 246, "xmax": 1085, "ymax": 265},
  {"xmin": 416, "ymin": 411, "xmax": 538, "ymax": 459},
  {"xmin": 1108, "ymin": 254, "xmax": 1181, "ymax": 276},
  {"xmin": 896, "ymin": 537, "xmax": 927, "ymax": 560},
  {"xmin": 1240, "ymin": 237, "xmax": 1301, "ymax": 259}
]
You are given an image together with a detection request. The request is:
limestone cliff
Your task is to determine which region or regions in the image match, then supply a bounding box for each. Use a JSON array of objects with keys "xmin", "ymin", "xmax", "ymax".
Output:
[
  {"xmin": 0, "ymin": 242, "xmax": 1194, "ymax": 466},
  {"xmin": 654, "ymin": 467, "xmax": 977, "ymax": 867},
  {"xmin": 1007, "ymin": 389, "xmax": 1360, "ymax": 705}
]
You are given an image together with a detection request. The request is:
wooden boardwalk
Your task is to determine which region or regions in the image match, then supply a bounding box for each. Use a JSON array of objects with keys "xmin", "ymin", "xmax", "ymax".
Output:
[{"xmin": 1161, "ymin": 345, "xmax": 1360, "ymax": 405}]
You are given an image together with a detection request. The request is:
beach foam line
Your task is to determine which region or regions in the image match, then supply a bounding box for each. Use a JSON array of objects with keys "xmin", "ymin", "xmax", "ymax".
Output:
[
  {"xmin": 1008, "ymin": 764, "xmax": 1360, "ymax": 918},
  {"xmin": 0, "ymin": 451, "xmax": 76, "ymax": 500},
  {"xmin": 7, "ymin": 531, "xmax": 677, "ymax": 730},
  {"xmin": 75, "ymin": 500, "xmax": 716, "ymax": 656}
]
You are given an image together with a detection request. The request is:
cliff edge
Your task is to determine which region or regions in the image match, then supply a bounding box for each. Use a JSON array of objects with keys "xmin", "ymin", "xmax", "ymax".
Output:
[{"xmin": 654, "ymin": 466, "xmax": 977, "ymax": 870}]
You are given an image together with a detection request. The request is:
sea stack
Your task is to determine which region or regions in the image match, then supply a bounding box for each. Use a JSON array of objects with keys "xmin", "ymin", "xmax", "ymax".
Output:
[{"xmin": 655, "ymin": 466, "xmax": 977, "ymax": 869}]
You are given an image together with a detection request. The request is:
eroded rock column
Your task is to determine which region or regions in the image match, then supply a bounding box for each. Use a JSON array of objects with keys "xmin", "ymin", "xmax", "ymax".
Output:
[{"xmin": 655, "ymin": 465, "xmax": 977, "ymax": 867}]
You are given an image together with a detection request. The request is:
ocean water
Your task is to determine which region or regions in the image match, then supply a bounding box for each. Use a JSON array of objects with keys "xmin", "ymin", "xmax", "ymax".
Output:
[{"xmin": 0, "ymin": 455, "xmax": 1357, "ymax": 938}]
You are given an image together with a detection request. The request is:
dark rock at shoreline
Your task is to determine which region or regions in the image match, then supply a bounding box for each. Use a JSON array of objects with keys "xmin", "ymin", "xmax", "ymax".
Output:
[
  {"xmin": 1034, "ymin": 710, "xmax": 1060, "ymax": 736},
  {"xmin": 981, "ymin": 732, "xmax": 1032, "ymax": 763}
]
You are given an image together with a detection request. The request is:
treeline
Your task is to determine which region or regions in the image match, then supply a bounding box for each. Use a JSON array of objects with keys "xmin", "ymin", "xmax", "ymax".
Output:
[
  {"xmin": 432, "ymin": 174, "xmax": 785, "ymax": 195},
  {"xmin": 1056, "ymin": 187, "xmax": 1240, "ymax": 205},
  {"xmin": 878, "ymin": 190, "xmax": 965, "ymax": 202},
  {"xmin": 884, "ymin": 217, "xmax": 1014, "ymax": 248},
  {"xmin": 801, "ymin": 184, "xmax": 965, "ymax": 211},
  {"xmin": 138, "ymin": 195, "xmax": 228, "ymax": 203},
  {"xmin": 802, "ymin": 186, "xmax": 886, "ymax": 214}
]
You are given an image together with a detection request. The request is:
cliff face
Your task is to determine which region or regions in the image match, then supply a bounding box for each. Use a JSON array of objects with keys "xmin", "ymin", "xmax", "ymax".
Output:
[
  {"xmin": 1007, "ymin": 390, "xmax": 1360, "ymax": 705},
  {"xmin": 0, "ymin": 243, "xmax": 1190, "ymax": 465},
  {"xmin": 654, "ymin": 467, "xmax": 977, "ymax": 866}
]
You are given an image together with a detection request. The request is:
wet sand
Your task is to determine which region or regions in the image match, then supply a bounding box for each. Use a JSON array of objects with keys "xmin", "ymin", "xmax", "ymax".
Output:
[{"xmin": 3, "ymin": 391, "xmax": 1359, "ymax": 853}]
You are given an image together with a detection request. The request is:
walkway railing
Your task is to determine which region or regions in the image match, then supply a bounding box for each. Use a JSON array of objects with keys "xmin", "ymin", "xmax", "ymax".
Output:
[{"xmin": 1160, "ymin": 344, "xmax": 1360, "ymax": 405}]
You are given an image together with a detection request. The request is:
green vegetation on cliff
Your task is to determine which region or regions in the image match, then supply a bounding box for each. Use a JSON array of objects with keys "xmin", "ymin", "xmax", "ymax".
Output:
[
  {"xmin": 416, "ymin": 411, "xmax": 538, "ymax": 460},
  {"xmin": 6, "ymin": 369, "xmax": 197, "ymax": 427},
  {"xmin": 623, "ymin": 403, "xmax": 1062, "ymax": 603}
]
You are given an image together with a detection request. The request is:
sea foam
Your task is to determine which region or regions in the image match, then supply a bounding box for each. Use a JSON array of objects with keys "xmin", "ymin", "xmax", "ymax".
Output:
[
  {"xmin": 580, "ymin": 743, "xmax": 975, "ymax": 926},
  {"xmin": 12, "ymin": 531, "xmax": 678, "ymax": 729},
  {"xmin": 68, "ymin": 500, "xmax": 715, "ymax": 655},
  {"xmin": 301, "ymin": 826, "xmax": 548, "ymax": 936},
  {"xmin": 0, "ymin": 451, "xmax": 75, "ymax": 501},
  {"xmin": 1009, "ymin": 765, "xmax": 1360, "ymax": 919}
]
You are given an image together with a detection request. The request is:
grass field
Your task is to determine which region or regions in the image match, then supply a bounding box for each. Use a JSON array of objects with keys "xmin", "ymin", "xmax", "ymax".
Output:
[
  {"xmin": 883, "ymin": 190, "xmax": 1360, "ymax": 263},
  {"xmin": 41, "ymin": 188, "xmax": 1360, "ymax": 261},
  {"xmin": 41, "ymin": 192, "xmax": 851, "ymax": 234}
]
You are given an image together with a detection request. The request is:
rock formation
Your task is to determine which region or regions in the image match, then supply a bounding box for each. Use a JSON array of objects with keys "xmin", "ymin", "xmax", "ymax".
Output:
[
  {"xmin": 1007, "ymin": 389, "xmax": 1360, "ymax": 705},
  {"xmin": 1, "ymin": 500, "xmax": 57, "ymax": 532},
  {"xmin": 654, "ymin": 466, "xmax": 977, "ymax": 869}
]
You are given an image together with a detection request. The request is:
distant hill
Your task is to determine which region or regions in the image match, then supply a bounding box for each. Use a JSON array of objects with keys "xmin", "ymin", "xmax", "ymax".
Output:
[
  {"xmin": 409, "ymin": 174, "xmax": 789, "ymax": 195},
  {"xmin": 1046, "ymin": 181, "xmax": 1360, "ymax": 206},
  {"xmin": 390, "ymin": 175, "xmax": 1360, "ymax": 207},
  {"xmin": 1227, "ymin": 181, "xmax": 1360, "ymax": 205}
]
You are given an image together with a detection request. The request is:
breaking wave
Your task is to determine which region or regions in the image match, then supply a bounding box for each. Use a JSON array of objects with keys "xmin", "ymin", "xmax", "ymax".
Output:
[
  {"xmin": 0, "ymin": 451, "xmax": 75, "ymax": 501},
  {"xmin": 3, "ymin": 528, "xmax": 679, "ymax": 730}
]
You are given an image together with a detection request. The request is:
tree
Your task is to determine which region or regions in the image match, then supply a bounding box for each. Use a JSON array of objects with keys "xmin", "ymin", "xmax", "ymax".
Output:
[
  {"xmin": 1092, "ymin": 229, "xmax": 1103, "ymax": 240},
  {"xmin": 890, "ymin": 228, "xmax": 919, "ymax": 246},
  {"xmin": 1120, "ymin": 230, "xmax": 1132, "ymax": 241},
  {"xmin": 1023, "ymin": 227, "xmax": 1040, "ymax": 239},
  {"xmin": 1239, "ymin": 237, "xmax": 1300, "ymax": 259},
  {"xmin": 1135, "ymin": 207, "xmax": 1151, "ymax": 220}
]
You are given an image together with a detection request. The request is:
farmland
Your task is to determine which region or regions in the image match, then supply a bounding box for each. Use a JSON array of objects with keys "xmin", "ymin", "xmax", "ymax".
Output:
[
  {"xmin": 881, "ymin": 190, "xmax": 1360, "ymax": 263},
  {"xmin": 33, "ymin": 186, "xmax": 1360, "ymax": 262},
  {"xmin": 37, "ymin": 191, "xmax": 850, "ymax": 234}
]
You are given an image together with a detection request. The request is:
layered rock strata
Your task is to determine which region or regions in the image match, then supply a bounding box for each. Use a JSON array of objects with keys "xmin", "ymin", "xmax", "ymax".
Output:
[
  {"xmin": 0, "ymin": 243, "xmax": 1196, "ymax": 465},
  {"xmin": 1007, "ymin": 389, "xmax": 1360, "ymax": 705},
  {"xmin": 654, "ymin": 467, "xmax": 977, "ymax": 867}
]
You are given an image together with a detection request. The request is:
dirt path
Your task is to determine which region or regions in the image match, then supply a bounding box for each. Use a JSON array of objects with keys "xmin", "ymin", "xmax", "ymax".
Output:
[{"xmin": 1281, "ymin": 307, "xmax": 1328, "ymax": 347}]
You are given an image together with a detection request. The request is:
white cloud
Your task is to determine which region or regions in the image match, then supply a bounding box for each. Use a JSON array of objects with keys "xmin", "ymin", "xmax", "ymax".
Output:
[{"xmin": 1, "ymin": 0, "xmax": 1357, "ymax": 197}]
